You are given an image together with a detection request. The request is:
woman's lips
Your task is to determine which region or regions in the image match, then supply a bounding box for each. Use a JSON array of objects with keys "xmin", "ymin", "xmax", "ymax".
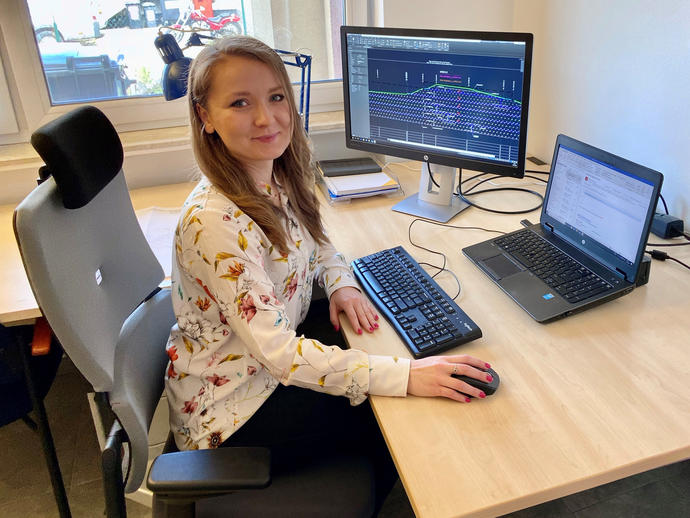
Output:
[{"xmin": 253, "ymin": 133, "xmax": 279, "ymax": 143}]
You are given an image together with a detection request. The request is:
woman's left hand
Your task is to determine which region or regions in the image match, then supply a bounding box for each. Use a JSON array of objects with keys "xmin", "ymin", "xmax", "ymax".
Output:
[{"xmin": 329, "ymin": 287, "xmax": 379, "ymax": 334}]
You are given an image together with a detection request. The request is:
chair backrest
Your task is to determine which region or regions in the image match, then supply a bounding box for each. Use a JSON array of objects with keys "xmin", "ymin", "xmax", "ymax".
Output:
[
  {"xmin": 14, "ymin": 106, "xmax": 164, "ymax": 393},
  {"xmin": 112, "ymin": 288, "xmax": 175, "ymax": 492},
  {"xmin": 14, "ymin": 106, "xmax": 177, "ymax": 491}
]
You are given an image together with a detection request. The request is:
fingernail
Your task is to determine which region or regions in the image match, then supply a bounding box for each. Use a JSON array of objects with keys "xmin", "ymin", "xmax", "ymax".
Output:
[
  {"xmin": 485, "ymin": 362, "xmax": 491, "ymax": 369},
  {"xmin": 334, "ymin": 324, "xmax": 339, "ymax": 332},
  {"xmin": 357, "ymin": 328, "xmax": 363, "ymax": 335},
  {"xmin": 374, "ymin": 315, "xmax": 379, "ymax": 321},
  {"xmin": 486, "ymin": 375, "xmax": 493, "ymax": 382},
  {"xmin": 465, "ymin": 397, "xmax": 471, "ymax": 403},
  {"xmin": 369, "ymin": 327, "xmax": 374, "ymax": 332},
  {"xmin": 374, "ymin": 323, "xmax": 379, "ymax": 328},
  {"xmin": 478, "ymin": 392, "xmax": 486, "ymax": 399}
]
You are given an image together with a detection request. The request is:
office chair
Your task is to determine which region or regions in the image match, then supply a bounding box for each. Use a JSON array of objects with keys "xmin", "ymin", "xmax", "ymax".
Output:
[
  {"xmin": 14, "ymin": 105, "xmax": 376, "ymax": 518},
  {"xmin": 0, "ymin": 320, "xmax": 70, "ymax": 517}
]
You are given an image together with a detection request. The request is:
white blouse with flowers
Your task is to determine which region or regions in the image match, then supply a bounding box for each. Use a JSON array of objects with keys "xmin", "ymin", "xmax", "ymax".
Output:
[{"xmin": 165, "ymin": 177, "xmax": 411, "ymax": 450}]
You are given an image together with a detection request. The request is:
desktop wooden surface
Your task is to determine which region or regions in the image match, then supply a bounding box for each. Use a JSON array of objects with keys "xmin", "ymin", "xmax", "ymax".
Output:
[
  {"xmin": 2, "ymin": 166, "xmax": 689, "ymax": 518},
  {"xmin": 320, "ymin": 163, "xmax": 690, "ymax": 518}
]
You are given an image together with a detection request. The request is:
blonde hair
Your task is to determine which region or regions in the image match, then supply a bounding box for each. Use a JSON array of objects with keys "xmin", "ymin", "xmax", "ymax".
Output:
[{"xmin": 187, "ymin": 35, "xmax": 326, "ymax": 253}]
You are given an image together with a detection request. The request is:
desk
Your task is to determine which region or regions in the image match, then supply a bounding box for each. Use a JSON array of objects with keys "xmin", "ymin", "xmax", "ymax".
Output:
[
  {"xmin": 2, "ymin": 166, "xmax": 689, "ymax": 518},
  {"xmin": 323, "ymin": 164, "xmax": 690, "ymax": 517}
]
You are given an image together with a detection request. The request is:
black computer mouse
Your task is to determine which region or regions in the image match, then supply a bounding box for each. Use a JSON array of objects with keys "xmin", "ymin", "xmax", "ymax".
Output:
[{"xmin": 452, "ymin": 367, "xmax": 500, "ymax": 397}]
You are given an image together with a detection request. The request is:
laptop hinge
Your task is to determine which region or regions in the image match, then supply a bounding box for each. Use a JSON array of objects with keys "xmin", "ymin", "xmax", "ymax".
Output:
[
  {"xmin": 543, "ymin": 222, "xmax": 554, "ymax": 233},
  {"xmin": 615, "ymin": 267, "xmax": 629, "ymax": 281}
]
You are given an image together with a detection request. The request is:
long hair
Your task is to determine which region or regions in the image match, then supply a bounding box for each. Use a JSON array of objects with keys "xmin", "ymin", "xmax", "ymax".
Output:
[{"xmin": 187, "ymin": 35, "xmax": 326, "ymax": 254}]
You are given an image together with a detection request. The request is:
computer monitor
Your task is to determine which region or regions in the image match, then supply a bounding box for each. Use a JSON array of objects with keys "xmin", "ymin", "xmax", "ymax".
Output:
[{"xmin": 341, "ymin": 26, "xmax": 533, "ymax": 222}]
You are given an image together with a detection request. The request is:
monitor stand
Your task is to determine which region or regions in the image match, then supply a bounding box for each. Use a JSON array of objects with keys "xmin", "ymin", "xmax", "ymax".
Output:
[{"xmin": 392, "ymin": 163, "xmax": 469, "ymax": 222}]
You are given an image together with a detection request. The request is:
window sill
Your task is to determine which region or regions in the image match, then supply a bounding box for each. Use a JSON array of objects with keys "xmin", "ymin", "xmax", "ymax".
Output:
[{"xmin": 0, "ymin": 110, "xmax": 345, "ymax": 169}]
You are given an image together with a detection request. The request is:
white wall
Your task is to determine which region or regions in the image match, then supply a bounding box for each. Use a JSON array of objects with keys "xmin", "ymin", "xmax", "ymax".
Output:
[
  {"xmin": 382, "ymin": 0, "xmax": 515, "ymax": 31},
  {"xmin": 514, "ymin": 0, "xmax": 690, "ymax": 224},
  {"xmin": 377, "ymin": 0, "xmax": 690, "ymax": 226}
]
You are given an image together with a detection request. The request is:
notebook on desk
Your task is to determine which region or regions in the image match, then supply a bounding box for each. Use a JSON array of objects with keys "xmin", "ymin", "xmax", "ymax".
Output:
[{"xmin": 463, "ymin": 134, "xmax": 663, "ymax": 323}]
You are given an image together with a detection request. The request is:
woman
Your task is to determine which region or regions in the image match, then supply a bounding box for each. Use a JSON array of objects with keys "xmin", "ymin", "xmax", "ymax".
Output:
[{"xmin": 164, "ymin": 34, "xmax": 493, "ymax": 510}]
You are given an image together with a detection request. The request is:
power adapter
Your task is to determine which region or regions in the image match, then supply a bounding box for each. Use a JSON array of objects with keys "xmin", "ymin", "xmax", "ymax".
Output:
[{"xmin": 651, "ymin": 213, "xmax": 684, "ymax": 239}]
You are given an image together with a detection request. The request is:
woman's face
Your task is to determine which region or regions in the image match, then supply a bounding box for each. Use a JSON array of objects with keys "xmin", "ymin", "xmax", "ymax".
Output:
[{"xmin": 197, "ymin": 55, "xmax": 292, "ymax": 176}]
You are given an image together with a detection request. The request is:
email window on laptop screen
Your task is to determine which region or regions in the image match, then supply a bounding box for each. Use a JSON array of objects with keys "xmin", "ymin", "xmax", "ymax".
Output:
[{"xmin": 545, "ymin": 145, "xmax": 656, "ymax": 266}]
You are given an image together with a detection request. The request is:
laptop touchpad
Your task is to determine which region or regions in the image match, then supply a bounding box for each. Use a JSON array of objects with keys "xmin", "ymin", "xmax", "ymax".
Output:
[{"xmin": 481, "ymin": 254, "xmax": 523, "ymax": 280}]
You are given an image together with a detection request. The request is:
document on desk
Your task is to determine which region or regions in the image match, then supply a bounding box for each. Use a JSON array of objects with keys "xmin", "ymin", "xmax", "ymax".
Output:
[
  {"xmin": 322, "ymin": 171, "xmax": 400, "ymax": 197},
  {"xmin": 136, "ymin": 207, "xmax": 180, "ymax": 286}
]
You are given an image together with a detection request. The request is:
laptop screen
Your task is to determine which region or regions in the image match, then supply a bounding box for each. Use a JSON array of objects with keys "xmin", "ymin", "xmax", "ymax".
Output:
[{"xmin": 545, "ymin": 145, "xmax": 656, "ymax": 265}]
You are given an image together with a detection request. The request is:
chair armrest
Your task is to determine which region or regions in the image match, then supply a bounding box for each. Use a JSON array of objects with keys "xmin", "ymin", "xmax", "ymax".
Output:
[{"xmin": 147, "ymin": 447, "xmax": 271, "ymax": 499}]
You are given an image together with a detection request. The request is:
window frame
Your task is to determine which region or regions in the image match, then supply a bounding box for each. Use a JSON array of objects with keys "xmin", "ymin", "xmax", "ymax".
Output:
[{"xmin": 0, "ymin": 0, "xmax": 370, "ymax": 145}]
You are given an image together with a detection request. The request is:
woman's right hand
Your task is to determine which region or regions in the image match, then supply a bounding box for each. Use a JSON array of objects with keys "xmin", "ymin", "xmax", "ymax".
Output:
[{"xmin": 407, "ymin": 354, "xmax": 493, "ymax": 403}]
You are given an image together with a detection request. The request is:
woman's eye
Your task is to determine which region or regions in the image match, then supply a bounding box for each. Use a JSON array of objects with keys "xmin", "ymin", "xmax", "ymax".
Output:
[
  {"xmin": 230, "ymin": 99, "xmax": 248, "ymax": 107},
  {"xmin": 271, "ymin": 93, "xmax": 285, "ymax": 102}
]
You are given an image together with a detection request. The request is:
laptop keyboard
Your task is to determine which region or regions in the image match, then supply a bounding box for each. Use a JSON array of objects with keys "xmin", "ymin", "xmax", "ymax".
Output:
[{"xmin": 495, "ymin": 230, "xmax": 613, "ymax": 303}]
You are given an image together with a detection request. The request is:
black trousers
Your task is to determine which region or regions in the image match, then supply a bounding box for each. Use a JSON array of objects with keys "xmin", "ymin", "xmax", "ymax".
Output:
[{"xmin": 221, "ymin": 298, "xmax": 398, "ymax": 514}]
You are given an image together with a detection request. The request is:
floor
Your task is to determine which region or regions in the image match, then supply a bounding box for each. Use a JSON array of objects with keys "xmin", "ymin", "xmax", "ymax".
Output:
[{"xmin": 1, "ymin": 357, "xmax": 688, "ymax": 517}]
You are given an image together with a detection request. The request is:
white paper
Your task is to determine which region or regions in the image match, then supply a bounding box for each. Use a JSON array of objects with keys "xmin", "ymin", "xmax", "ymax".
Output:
[
  {"xmin": 136, "ymin": 206, "xmax": 180, "ymax": 281},
  {"xmin": 324, "ymin": 171, "xmax": 399, "ymax": 195}
]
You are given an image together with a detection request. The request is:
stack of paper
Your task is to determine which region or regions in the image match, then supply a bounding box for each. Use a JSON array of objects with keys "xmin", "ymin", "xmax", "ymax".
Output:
[{"xmin": 321, "ymin": 171, "xmax": 400, "ymax": 199}]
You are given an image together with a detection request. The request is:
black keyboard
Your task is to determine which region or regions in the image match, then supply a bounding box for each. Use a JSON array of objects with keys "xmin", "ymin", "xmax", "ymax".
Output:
[
  {"xmin": 351, "ymin": 246, "xmax": 482, "ymax": 358},
  {"xmin": 495, "ymin": 229, "xmax": 613, "ymax": 303}
]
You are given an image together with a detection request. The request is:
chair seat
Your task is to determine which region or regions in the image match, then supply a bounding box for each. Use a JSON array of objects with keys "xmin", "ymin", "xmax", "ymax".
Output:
[{"xmin": 195, "ymin": 453, "xmax": 375, "ymax": 518}]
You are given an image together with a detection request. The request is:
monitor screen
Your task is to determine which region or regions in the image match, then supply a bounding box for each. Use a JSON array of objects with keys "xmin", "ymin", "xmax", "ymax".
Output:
[
  {"xmin": 544, "ymin": 141, "xmax": 658, "ymax": 269},
  {"xmin": 341, "ymin": 26, "xmax": 533, "ymax": 178}
]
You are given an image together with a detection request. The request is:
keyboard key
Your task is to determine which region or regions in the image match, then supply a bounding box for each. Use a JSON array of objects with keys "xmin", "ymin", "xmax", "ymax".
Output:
[{"xmin": 497, "ymin": 229, "xmax": 610, "ymax": 300}]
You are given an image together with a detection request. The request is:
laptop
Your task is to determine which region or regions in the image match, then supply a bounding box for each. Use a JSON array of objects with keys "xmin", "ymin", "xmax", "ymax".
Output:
[{"xmin": 463, "ymin": 134, "xmax": 663, "ymax": 323}]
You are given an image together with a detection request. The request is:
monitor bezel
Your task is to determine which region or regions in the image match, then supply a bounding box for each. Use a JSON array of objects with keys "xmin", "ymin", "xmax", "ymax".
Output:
[{"xmin": 340, "ymin": 25, "xmax": 533, "ymax": 178}]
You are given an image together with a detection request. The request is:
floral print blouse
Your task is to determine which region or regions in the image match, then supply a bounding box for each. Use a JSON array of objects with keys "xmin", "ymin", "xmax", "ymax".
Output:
[{"xmin": 165, "ymin": 177, "xmax": 411, "ymax": 450}]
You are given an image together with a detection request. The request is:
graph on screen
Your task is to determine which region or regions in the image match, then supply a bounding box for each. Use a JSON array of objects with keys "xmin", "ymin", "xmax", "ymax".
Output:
[{"xmin": 365, "ymin": 47, "xmax": 525, "ymax": 164}]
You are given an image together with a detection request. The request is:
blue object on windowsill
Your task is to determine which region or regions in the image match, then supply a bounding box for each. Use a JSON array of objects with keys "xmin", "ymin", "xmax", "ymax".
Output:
[{"xmin": 154, "ymin": 32, "xmax": 312, "ymax": 132}]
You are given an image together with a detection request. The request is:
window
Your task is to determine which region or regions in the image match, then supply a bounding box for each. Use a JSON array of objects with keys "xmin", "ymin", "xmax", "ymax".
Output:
[
  {"xmin": 1, "ymin": 0, "xmax": 369, "ymax": 143},
  {"xmin": 25, "ymin": 0, "xmax": 344, "ymax": 104}
]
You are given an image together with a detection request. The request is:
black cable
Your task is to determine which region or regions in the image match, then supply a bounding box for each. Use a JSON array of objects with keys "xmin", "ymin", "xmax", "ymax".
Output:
[
  {"xmin": 525, "ymin": 169, "xmax": 550, "ymax": 175},
  {"xmin": 407, "ymin": 220, "xmax": 448, "ymax": 273},
  {"xmin": 407, "ymin": 218, "xmax": 506, "ymax": 300},
  {"xmin": 426, "ymin": 161, "xmax": 441, "ymax": 188},
  {"xmin": 462, "ymin": 174, "xmax": 547, "ymax": 195},
  {"xmin": 646, "ymin": 240, "xmax": 690, "ymax": 247},
  {"xmin": 659, "ymin": 194, "xmax": 669, "ymax": 215},
  {"xmin": 455, "ymin": 167, "xmax": 545, "ymax": 214},
  {"xmin": 667, "ymin": 256, "xmax": 690, "ymax": 270},
  {"xmin": 646, "ymin": 249, "xmax": 690, "ymax": 271},
  {"xmin": 417, "ymin": 261, "xmax": 462, "ymax": 299},
  {"xmin": 408, "ymin": 217, "xmax": 507, "ymax": 238},
  {"xmin": 647, "ymin": 231, "xmax": 690, "ymax": 247}
]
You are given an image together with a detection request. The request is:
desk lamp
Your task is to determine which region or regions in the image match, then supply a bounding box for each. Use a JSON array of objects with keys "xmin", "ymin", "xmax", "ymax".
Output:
[{"xmin": 154, "ymin": 32, "xmax": 312, "ymax": 132}]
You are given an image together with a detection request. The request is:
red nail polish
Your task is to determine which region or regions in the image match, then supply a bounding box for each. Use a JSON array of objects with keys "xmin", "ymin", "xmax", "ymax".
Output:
[
  {"xmin": 374, "ymin": 323, "xmax": 379, "ymax": 328},
  {"xmin": 485, "ymin": 362, "xmax": 491, "ymax": 369},
  {"xmin": 479, "ymin": 392, "xmax": 486, "ymax": 399},
  {"xmin": 334, "ymin": 324, "xmax": 339, "ymax": 332},
  {"xmin": 357, "ymin": 328, "xmax": 363, "ymax": 335},
  {"xmin": 374, "ymin": 315, "xmax": 379, "ymax": 320},
  {"xmin": 486, "ymin": 375, "xmax": 493, "ymax": 382},
  {"xmin": 369, "ymin": 327, "xmax": 374, "ymax": 332},
  {"xmin": 465, "ymin": 397, "xmax": 471, "ymax": 403}
]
